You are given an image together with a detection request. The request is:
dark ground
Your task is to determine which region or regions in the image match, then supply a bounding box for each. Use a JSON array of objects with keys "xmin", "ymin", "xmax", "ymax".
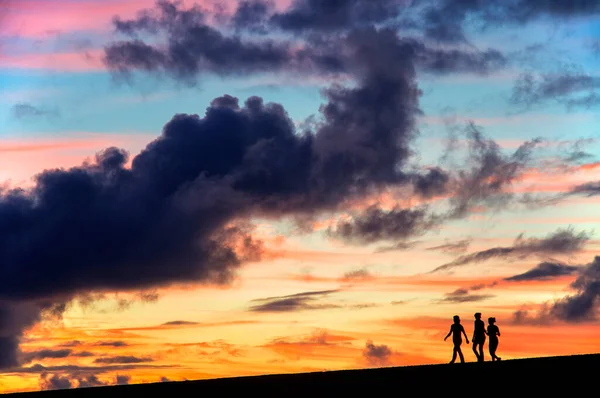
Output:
[{"xmin": 6, "ymin": 353, "xmax": 599, "ymax": 396}]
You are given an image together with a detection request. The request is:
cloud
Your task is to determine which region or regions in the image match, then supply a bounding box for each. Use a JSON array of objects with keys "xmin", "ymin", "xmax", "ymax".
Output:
[
  {"xmin": 39, "ymin": 372, "xmax": 131, "ymax": 391},
  {"xmin": 22, "ymin": 349, "xmax": 73, "ymax": 363},
  {"xmin": 426, "ymin": 239, "xmax": 471, "ymax": 255},
  {"xmin": 546, "ymin": 256, "xmax": 600, "ymax": 322},
  {"xmin": 510, "ymin": 66, "xmax": 600, "ymax": 110},
  {"xmin": 39, "ymin": 373, "xmax": 74, "ymax": 391},
  {"xmin": 11, "ymin": 103, "xmax": 60, "ymax": 120},
  {"xmin": 373, "ymin": 240, "xmax": 420, "ymax": 253},
  {"xmin": 93, "ymin": 355, "xmax": 153, "ymax": 364},
  {"xmin": 327, "ymin": 205, "xmax": 439, "ymax": 245},
  {"xmin": 249, "ymin": 290, "xmax": 340, "ymax": 312},
  {"xmin": 340, "ymin": 268, "xmax": 374, "ymax": 282},
  {"xmin": 231, "ymin": 0, "xmax": 276, "ymax": 34},
  {"xmin": 15, "ymin": 363, "xmax": 174, "ymax": 374},
  {"xmin": 504, "ymin": 261, "xmax": 580, "ymax": 282},
  {"xmin": 161, "ymin": 320, "xmax": 198, "ymax": 326},
  {"xmin": 437, "ymin": 288, "xmax": 495, "ymax": 304},
  {"xmin": 569, "ymin": 181, "xmax": 600, "ymax": 197},
  {"xmin": 444, "ymin": 122, "xmax": 543, "ymax": 219},
  {"xmin": 269, "ymin": 0, "xmax": 403, "ymax": 32},
  {"xmin": 411, "ymin": 0, "xmax": 600, "ymax": 44},
  {"xmin": 94, "ymin": 341, "xmax": 129, "ymax": 348},
  {"xmin": 362, "ymin": 340, "xmax": 392, "ymax": 367},
  {"xmin": 20, "ymin": 346, "xmax": 93, "ymax": 362},
  {"xmin": 510, "ymin": 256, "xmax": 600, "ymax": 323},
  {"xmin": 104, "ymin": 1, "xmax": 507, "ymax": 86},
  {"xmin": 430, "ymin": 227, "xmax": 589, "ymax": 273}
]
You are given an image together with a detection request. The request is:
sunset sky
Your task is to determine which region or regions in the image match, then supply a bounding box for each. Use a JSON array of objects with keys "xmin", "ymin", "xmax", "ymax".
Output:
[{"xmin": 1, "ymin": 0, "xmax": 600, "ymax": 393}]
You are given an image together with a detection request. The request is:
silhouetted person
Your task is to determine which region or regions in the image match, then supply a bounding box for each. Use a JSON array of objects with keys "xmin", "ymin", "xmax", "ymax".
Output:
[
  {"xmin": 487, "ymin": 317, "xmax": 501, "ymax": 361},
  {"xmin": 444, "ymin": 315, "xmax": 469, "ymax": 363},
  {"xmin": 472, "ymin": 312, "xmax": 486, "ymax": 362}
]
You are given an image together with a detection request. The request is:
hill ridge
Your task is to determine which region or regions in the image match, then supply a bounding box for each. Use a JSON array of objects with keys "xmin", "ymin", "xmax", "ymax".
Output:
[{"xmin": 7, "ymin": 353, "xmax": 600, "ymax": 396}]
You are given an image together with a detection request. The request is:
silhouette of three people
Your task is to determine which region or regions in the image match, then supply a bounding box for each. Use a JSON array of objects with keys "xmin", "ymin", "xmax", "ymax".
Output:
[{"xmin": 444, "ymin": 313, "xmax": 501, "ymax": 363}]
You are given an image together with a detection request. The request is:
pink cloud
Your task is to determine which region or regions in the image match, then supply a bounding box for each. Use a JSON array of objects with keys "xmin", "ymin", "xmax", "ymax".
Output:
[
  {"xmin": 1, "ymin": 0, "xmax": 293, "ymax": 38},
  {"xmin": 0, "ymin": 132, "xmax": 154, "ymax": 187},
  {"xmin": 1, "ymin": 0, "xmax": 156, "ymax": 38},
  {"xmin": 0, "ymin": 50, "xmax": 105, "ymax": 71}
]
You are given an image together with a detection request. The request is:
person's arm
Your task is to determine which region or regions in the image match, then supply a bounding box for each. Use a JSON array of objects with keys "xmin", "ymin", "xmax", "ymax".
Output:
[
  {"xmin": 462, "ymin": 326, "xmax": 469, "ymax": 343},
  {"xmin": 444, "ymin": 326, "xmax": 452, "ymax": 341},
  {"xmin": 497, "ymin": 327, "xmax": 501, "ymax": 337}
]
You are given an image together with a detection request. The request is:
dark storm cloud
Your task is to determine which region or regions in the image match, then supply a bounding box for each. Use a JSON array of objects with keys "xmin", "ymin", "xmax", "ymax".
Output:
[
  {"xmin": 104, "ymin": 1, "xmax": 507, "ymax": 85},
  {"xmin": 270, "ymin": 0, "xmax": 404, "ymax": 32},
  {"xmin": 426, "ymin": 239, "xmax": 471, "ymax": 255},
  {"xmin": 363, "ymin": 340, "xmax": 392, "ymax": 366},
  {"xmin": 327, "ymin": 205, "xmax": 439, "ymax": 245},
  {"xmin": 430, "ymin": 227, "xmax": 589, "ymax": 273},
  {"xmin": 231, "ymin": 0, "xmax": 275, "ymax": 33},
  {"xmin": 414, "ymin": 0, "xmax": 600, "ymax": 44},
  {"xmin": 249, "ymin": 290, "xmax": 340, "ymax": 312},
  {"xmin": 504, "ymin": 261, "xmax": 580, "ymax": 282},
  {"xmin": 94, "ymin": 356, "xmax": 153, "ymax": 364},
  {"xmin": 510, "ymin": 67, "xmax": 600, "ymax": 110},
  {"xmin": 105, "ymin": 0, "xmax": 300, "ymax": 84}
]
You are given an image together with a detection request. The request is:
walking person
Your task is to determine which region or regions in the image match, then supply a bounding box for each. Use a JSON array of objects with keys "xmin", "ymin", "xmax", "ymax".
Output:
[
  {"xmin": 444, "ymin": 315, "xmax": 469, "ymax": 363},
  {"xmin": 487, "ymin": 317, "xmax": 502, "ymax": 361},
  {"xmin": 472, "ymin": 312, "xmax": 486, "ymax": 362}
]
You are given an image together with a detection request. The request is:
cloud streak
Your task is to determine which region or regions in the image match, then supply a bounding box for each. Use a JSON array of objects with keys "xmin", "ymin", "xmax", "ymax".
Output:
[
  {"xmin": 249, "ymin": 290, "xmax": 340, "ymax": 312},
  {"xmin": 430, "ymin": 227, "xmax": 589, "ymax": 273}
]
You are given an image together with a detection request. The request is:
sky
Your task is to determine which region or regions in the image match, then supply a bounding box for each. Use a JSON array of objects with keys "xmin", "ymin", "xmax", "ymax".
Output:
[{"xmin": 1, "ymin": 0, "xmax": 600, "ymax": 392}]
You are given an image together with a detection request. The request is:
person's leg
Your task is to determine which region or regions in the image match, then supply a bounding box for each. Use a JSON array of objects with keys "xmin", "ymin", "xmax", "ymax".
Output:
[
  {"xmin": 458, "ymin": 346, "xmax": 465, "ymax": 363},
  {"xmin": 490, "ymin": 341, "xmax": 498, "ymax": 360},
  {"xmin": 478, "ymin": 343, "xmax": 484, "ymax": 362},
  {"xmin": 472, "ymin": 341, "xmax": 479, "ymax": 360},
  {"xmin": 450, "ymin": 346, "xmax": 458, "ymax": 363}
]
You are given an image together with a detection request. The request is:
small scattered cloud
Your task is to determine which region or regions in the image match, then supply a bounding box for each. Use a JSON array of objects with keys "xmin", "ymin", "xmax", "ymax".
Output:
[
  {"xmin": 93, "ymin": 341, "xmax": 129, "ymax": 348},
  {"xmin": 11, "ymin": 103, "xmax": 60, "ymax": 119},
  {"xmin": 426, "ymin": 239, "xmax": 471, "ymax": 255},
  {"xmin": 437, "ymin": 288, "xmax": 495, "ymax": 304},
  {"xmin": 161, "ymin": 320, "xmax": 199, "ymax": 326},
  {"xmin": 249, "ymin": 290, "xmax": 340, "ymax": 313},
  {"xmin": 362, "ymin": 340, "xmax": 392, "ymax": 367},
  {"xmin": 93, "ymin": 356, "xmax": 153, "ymax": 364}
]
